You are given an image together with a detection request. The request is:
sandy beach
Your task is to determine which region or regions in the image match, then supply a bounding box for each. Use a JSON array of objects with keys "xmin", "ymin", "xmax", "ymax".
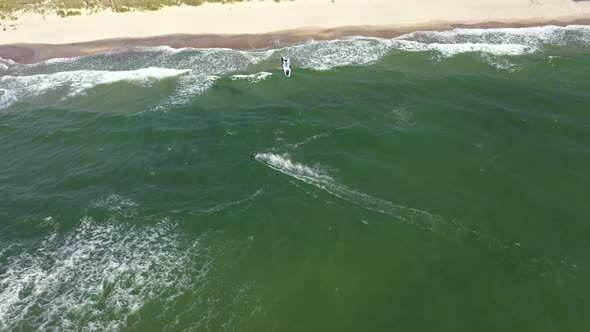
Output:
[{"xmin": 1, "ymin": 0, "xmax": 590, "ymax": 63}]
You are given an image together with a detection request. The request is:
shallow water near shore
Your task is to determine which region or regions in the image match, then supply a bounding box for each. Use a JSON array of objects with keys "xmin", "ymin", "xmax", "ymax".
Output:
[{"xmin": 1, "ymin": 25, "xmax": 590, "ymax": 331}]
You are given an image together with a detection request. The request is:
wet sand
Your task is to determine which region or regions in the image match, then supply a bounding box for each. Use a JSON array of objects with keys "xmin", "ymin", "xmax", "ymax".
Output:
[{"xmin": 2, "ymin": 17, "xmax": 590, "ymax": 64}]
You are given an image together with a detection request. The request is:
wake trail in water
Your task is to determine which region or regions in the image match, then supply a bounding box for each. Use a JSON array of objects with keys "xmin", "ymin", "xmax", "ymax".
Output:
[
  {"xmin": 254, "ymin": 152, "xmax": 581, "ymax": 276},
  {"xmin": 189, "ymin": 187, "xmax": 266, "ymax": 216},
  {"xmin": 254, "ymin": 153, "xmax": 444, "ymax": 228}
]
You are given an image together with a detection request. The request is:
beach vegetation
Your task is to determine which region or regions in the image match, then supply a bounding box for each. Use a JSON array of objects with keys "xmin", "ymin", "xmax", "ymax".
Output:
[
  {"xmin": 0, "ymin": 0, "xmax": 284, "ymax": 18},
  {"xmin": 56, "ymin": 9, "xmax": 82, "ymax": 17},
  {"xmin": 113, "ymin": 6, "xmax": 131, "ymax": 12}
]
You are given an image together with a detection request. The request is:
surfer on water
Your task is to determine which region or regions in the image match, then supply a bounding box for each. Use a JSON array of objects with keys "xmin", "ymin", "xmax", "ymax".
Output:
[{"xmin": 281, "ymin": 57, "xmax": 291, "ymax": 77}]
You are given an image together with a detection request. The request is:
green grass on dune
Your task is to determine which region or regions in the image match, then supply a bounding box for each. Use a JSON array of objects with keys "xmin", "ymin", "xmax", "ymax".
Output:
[{"xmin": 0, "ymin": 0, "xmax": 286, "ymax": 18}]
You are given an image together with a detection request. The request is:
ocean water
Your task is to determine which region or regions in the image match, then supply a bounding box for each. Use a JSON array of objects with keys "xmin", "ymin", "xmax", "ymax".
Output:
[{"xmin": 1, "ymin": 25, "xmax": 590, "ymax": 331}]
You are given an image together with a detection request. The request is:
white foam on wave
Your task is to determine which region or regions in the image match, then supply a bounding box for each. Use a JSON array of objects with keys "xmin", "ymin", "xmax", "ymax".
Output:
[
  {"xmin": 0, "ymin": 217, "xmax": 210, "ymax": 331},
  {"xmin": 285, "ymin": 37, "xmax": 536, "ymax": 70},
  {"xmin": 255, "ymin": 153, "xmax": 333, "ymax": 183},
  {"xmin": 0, "ymin": 89, "xmax": 16, "ymax": 110},
  {"xmin": 0, "ymin": 46, "xmax": 275, "ymax": 110},
  {"xmin": 0, "ymin": 67, "xmax": 190, "ymax": 109},
  {"xmin": 3, "ymin": 25, "xmax": 585, "ymax": 109},
  {"xmin": 0, "ymin": 192, "xmax": 262, "ymax": 330},
  {"xmin": 288, "ymin": 38, "xmax": 392, "ymax": 70},
  {"xmin": 0, "ymin": 57, "xmax": 14, "ymax": 76},
  {"xmin": 90, "ymin": 194, "xmax": 139, "ymax": 219},
  {"xmin": 239, "ymin": 49, "xmax": 275, "ymax": 65},
  {"xmin": 480, "ymin": 53, "xmax": 523, "ymax": 72},
  {"xmin": 42, "ymin": 55, "xmax": 95, "ymax": 66},
  {"xmin": 230, "ymin": 71, "xmax": 272, "ymax": 83},
  {"xmin": 0, "ymin": 49, "xmax": 272, "ymax": 109},
  {"xmin": 400, "ymin": 25, "xmax": 590, "ymax": 47},
  {"xmin": 135, "ymin": 45, "xmax": 191, "ymax": 55},
  {"xmin": 171, "ymin": 48, "xmax": 264, "ymax": 75},
  {"xmin": 157, "ymin": 74, "xmax": 219, "ymax": 108},
  {"xmin": 385, "ymin": 108, "xmax": 415, "ymax": 127},
  {"xmin": 395, "ymin": 40, "xmax": 536, "ymax": 57},
  {"xmin": 283, "ymin": 25, "xmax": 590, "ymax": 71}
]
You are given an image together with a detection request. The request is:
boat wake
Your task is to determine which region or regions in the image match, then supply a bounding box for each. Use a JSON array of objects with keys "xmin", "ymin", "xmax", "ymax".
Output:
[
  {"xmin": 253, "ymin": 152, "xmax": 581, "ymax": 276},
  {"xmin": 253, "ymin": 152, "xmax": 440, "ymax": 227}
]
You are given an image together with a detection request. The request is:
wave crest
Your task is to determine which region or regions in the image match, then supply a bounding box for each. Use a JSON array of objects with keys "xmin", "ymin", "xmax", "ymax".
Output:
[
  {"xmin": 0, "ymin": 67, "xmax": 189, "ymax": 109},
  {"xmin": 230, "ymin": 71, "xmax": 272, "ymax": 83},
  {"xmin": 2, "ymin": 25, "xmax": 587, "ymax": 109}
]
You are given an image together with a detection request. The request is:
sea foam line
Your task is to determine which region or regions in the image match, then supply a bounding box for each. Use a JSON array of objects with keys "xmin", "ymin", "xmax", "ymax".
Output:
[
  {"xmin": 1, "ymin": 67, "xmax": 190, "ymax": 95},
  {"xmin": 2, "ymin": 25, "xmax": 587, "ymax": 110},
  {"xmin": 400, "ymin": 25, "xmax": 590, "ymax": 46},
  {"xmin": 0, "ymin": 67, "xmax": 190, "ymax": 109},
  {"xmin": 230, "ymin": 71, "xmax": 272, "ymax": 83}
]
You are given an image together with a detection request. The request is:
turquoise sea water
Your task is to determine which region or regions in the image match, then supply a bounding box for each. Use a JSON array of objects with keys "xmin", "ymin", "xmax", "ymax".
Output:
[{"xmin": 1, "ymin": 25, "xmax": 590, "ymax": 331}]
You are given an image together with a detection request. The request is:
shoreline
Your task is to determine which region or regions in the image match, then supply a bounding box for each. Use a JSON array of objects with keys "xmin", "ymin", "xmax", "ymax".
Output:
[
  {"xmin": 1, "ymin": 0, "xmax": 590, "ymax": 64},
  {"xmin": 2, "ymin": 17, "xmax": 590, "ymax": 64}
]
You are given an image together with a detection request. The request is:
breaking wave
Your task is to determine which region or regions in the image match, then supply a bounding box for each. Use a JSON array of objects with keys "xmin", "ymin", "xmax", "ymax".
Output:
[
  {"xmin": 1, "ymin": 25, "xmax": 587, "ymax": 110},
  {"xmin": 288, "ymin": 38, "xmax": 535, "ymax": 70},
  {"xmin": 0, "ymin": 67, "xmax": 190, "ymax": 109},
  {"xmin": 230, "ymin": 71, "xmax": 272, "ymax": 83},
  {"xmin": 0, "ymin": 194, "xmax": 259, "ymax": 331},
  {"xmin": 401, "ymin": 25, "xmax": 590, "ymax": 47},
  {"xmin": 0, "ymin": 217, "xmax": 203, "ymax": 331}
]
